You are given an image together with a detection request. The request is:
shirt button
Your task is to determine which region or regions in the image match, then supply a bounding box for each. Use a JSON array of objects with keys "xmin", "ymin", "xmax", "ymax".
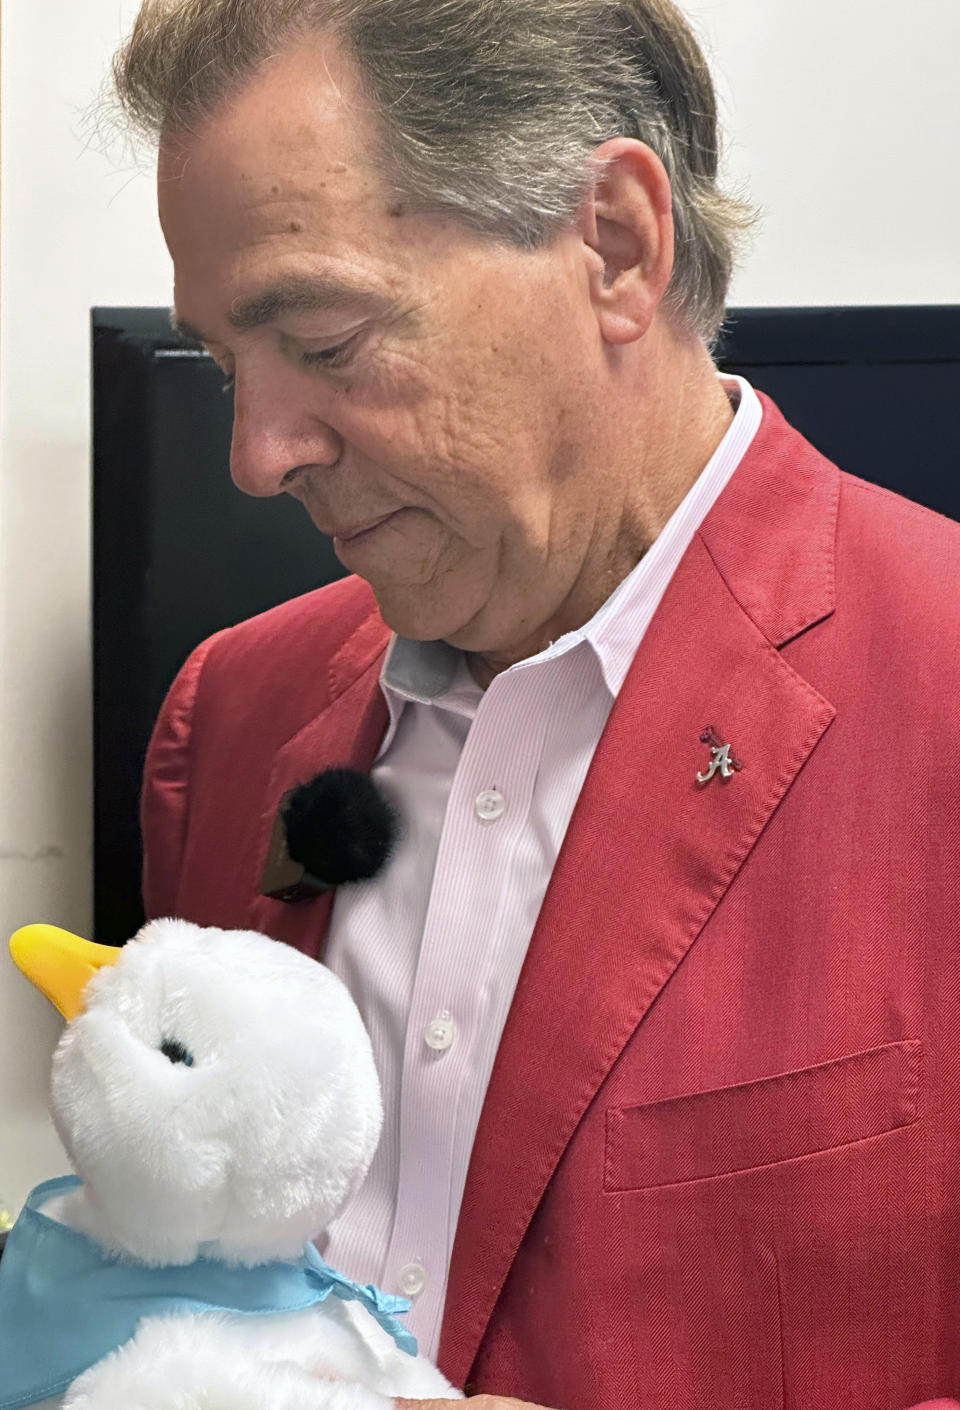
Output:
[
  {"xmin": 397, "ymin": 1262, "xmax": 427, "ymax": 1298},
  {"xmin": 424, "ymin": 1011, "xmax": 457, "ymax": 1052},
  {"xmin": 475, "ymin": 789, "xmax": 506, "ymax": 823}
]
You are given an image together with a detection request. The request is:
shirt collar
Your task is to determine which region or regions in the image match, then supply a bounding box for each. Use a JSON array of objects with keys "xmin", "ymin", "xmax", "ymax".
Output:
[{"xmin": 378, "ymin": 374, "xmax": 762, "ymax": 730}]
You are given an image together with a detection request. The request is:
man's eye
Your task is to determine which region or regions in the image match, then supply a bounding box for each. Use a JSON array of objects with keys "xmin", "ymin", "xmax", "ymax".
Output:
[{"xmin": 300, "ymin": 334, "xmax": 361, "ymax": 371}]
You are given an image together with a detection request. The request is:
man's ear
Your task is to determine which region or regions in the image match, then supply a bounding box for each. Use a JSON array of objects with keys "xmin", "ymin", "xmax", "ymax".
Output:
[{"xmin": 578, "ymin": 137, "xmax": 676, "ymax": 348}]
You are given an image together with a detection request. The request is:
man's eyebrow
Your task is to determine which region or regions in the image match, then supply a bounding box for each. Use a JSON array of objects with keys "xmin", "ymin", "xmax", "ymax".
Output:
[
  {"xmin": 229, "ymin": 276, "xmax": 389, "ymax": 331},
  {"xmin": 170, "ymin": 276, "xmax": 390, "ymax": 347}
]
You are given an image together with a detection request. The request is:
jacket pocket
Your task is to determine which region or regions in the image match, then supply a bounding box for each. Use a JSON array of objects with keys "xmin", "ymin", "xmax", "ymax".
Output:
[{"xmin": 604, "ymin": 1039, "xmax": 922, "ymax": 1191}]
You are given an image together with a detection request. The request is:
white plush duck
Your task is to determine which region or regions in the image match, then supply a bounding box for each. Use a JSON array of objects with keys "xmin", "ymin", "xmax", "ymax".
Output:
[{"xmin": 0, "ymin": 920, "xmax": 461, "ymax": 1410}]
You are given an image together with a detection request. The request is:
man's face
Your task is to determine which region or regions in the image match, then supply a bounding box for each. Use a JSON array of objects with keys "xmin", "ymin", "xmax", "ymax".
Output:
[{"xmin": 159, "ymin": 36, "xmax": 612, "ymax": 653}]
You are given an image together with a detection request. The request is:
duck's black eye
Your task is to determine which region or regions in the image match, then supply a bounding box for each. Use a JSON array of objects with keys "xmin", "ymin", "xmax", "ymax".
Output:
[{"xmin": 159, "ymin": 1039, "xmax": 194, "ymax": 1067}]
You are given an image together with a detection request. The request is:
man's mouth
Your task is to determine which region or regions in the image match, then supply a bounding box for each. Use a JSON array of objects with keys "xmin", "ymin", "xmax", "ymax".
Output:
[{"xmin": 333, "ymin": 512, "xmax": 398, "ymax": 544}]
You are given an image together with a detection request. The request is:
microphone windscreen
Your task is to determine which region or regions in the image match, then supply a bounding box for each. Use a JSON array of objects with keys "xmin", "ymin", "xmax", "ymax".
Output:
[{"xmin": 282, "ymin": 769, "xmax": 399, "ymax": 886}]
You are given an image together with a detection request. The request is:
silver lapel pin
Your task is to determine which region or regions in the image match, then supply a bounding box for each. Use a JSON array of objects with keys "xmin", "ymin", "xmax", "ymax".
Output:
[{"xmin": 697, "ymin": 727, "xmax": 744, "ymax": 785}]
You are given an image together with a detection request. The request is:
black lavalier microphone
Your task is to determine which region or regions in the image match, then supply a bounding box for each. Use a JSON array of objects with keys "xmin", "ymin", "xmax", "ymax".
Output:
[{"xmin": 260, "ymin": 769, "xmax": 400, "ymax": 903}]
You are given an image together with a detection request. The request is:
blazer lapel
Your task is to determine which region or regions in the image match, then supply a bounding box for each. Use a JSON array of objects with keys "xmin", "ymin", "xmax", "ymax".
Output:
[
  {"xmin": 439, "ymin": 397, "xmax": 841, "ymax": 1383},
  {"xmin": 245, "ymin": 608, "xmax": 391, "ymax": 951}
]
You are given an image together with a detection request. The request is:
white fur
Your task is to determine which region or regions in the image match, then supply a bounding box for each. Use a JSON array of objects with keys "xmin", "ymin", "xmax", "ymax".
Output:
[
  {"xmin": 51, "ymin": 921, "xmax": 383, "ymax": 1266},
  {"xmin": 62, "ymin": 1305, "xmax": 458, "ymax": 1408},
  {"xmin": 31, "ymin": 919, "xmax": 462, "ymax": 1408},
  {"xmin": 63, "ymin": 1313, "xmax": 391, "ymax": 1409}
]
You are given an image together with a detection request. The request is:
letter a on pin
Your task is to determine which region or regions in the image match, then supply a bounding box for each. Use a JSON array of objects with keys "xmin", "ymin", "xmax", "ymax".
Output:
[{"xmin": 697, "ymin": 727, "xmax": 743, "ymax": 786}]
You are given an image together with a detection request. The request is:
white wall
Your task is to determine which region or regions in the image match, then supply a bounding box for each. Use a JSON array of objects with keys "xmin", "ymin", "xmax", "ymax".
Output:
[
  {"xmin": 0, "ymin": 0, "xmax": 173, "ymax": 1216},
  {"xmin": 1, "ymin": 0, "xmax": 958, "ymax": 1217},
  {"xmin": 699, "ymin": 0, "xmax": 960, "ymax": 308}
]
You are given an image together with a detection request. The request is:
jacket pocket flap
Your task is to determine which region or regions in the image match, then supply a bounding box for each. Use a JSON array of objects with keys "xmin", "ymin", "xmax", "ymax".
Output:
[{"xmin": 604, "ymin": 1039, "xmax": 922, "ymax": 1191}]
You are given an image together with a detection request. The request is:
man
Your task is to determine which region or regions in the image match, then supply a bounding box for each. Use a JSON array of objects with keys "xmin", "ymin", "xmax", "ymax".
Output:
[{"xmin": 120, "ymin": 0, "xmax": 960, "ymax": 1406}]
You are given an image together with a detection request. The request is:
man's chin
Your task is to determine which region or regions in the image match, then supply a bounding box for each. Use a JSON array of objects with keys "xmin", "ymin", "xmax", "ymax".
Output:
[{"xmin": 363, "ymin": 580, "xmax": 478, "ymax": 647}]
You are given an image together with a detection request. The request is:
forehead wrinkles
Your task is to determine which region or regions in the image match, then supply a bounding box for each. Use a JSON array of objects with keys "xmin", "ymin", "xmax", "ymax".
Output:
[
  {"xmin": 163, "ymin": 148, "xmax": 390, "ymax": 277},
  {"xmin": 160, "ymin": 92, "xmax": 365, "ymax": 196},
  {"xmin": 158, "ymin": 47, "xmax": 397, "ymax": 280}
]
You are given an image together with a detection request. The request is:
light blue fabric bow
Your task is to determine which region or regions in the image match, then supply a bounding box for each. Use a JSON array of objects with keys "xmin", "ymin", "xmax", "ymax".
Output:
[
  {"xmin": 300, "ymin": 1243, "xmax": 418, "ymax": 1355},
  {"xmin": 0, "ymin": 1175, "xmax": 416, "ymax": 1410}
]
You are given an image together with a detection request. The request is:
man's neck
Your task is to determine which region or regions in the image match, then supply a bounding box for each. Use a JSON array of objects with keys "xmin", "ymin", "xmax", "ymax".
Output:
[{"xmin": 466, "ymin": 357, "xmax": 736, "ymax": 691}]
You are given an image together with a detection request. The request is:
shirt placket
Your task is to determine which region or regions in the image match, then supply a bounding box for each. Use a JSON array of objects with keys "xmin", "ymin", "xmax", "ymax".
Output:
[{"xmin": 382, "ymin": 666, "xmax": 547, "ymax": 1351}]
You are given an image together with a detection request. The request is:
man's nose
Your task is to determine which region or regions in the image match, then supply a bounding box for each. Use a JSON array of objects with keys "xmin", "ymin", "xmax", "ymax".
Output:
[{"xmin": 229, "ymin": 379, "xmax": 344, "ymax": 498}]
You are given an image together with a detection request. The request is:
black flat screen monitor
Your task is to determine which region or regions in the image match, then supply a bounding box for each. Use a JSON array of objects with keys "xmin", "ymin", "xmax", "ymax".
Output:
[{"xmin": 92, "ymin": 305, "xmax": 960, "ymax": 942}]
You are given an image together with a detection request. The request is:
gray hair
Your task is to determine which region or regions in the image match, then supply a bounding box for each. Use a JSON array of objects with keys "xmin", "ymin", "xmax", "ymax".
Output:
[{"xmin": 113, "ymin": 0, "xmax": 755, "ymax": 344}]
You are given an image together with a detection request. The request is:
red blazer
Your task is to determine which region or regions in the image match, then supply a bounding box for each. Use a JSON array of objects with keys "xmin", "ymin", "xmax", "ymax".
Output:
[{"xmin": 141, "ymin": 396, "xmax": 960, "ymax": 1410}]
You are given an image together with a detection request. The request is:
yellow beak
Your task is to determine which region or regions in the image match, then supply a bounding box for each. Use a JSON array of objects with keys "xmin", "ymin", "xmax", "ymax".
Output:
[{"xmin": 9, "ymin": 924, "xmax": 122, "ymax": 1020}]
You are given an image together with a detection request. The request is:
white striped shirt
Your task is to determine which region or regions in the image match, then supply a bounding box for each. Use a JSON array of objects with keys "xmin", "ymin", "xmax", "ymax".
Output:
[{"xmin": 321, "ymin": 376, "xmax": 763, "ymax": 1357}]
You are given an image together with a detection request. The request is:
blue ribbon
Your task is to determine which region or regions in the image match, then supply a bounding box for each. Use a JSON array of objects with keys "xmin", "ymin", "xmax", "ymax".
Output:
[
  {"xmin": 0, "ymin": 1176, "xmax": 417, "ymax": 1410},
  {"xmin": 302, "ymin": 1244, "xmax": 417, "ymax": 1356}
]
